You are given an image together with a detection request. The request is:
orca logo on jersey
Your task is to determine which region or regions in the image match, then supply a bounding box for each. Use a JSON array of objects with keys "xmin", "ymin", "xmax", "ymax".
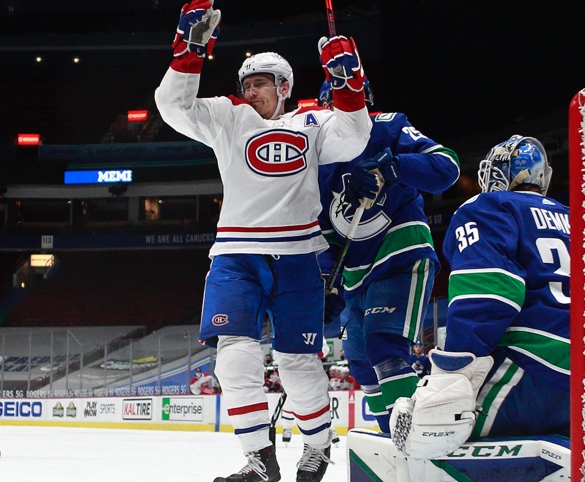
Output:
[
  {"xmin": 245, "ymin": 130, "xmax": 309, "ymax": 177},
  {"xmin": 212, "ymin": 314, "xmax": 229, "ymax": 326},
  {"xmin": 329, "ymin": 174, "xmax": 391, "ymax": 241}
]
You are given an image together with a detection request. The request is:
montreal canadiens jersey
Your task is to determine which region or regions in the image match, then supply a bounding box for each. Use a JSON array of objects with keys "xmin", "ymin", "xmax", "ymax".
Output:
[
  {"xmin": 318, "ymin": 113, "xmax": 459, "ymax": 296},
  {"xmin": 443, "ymin": 191, "xmax": 570, "ymax": 389},
  {"xmin": 155, "ymin": 68, "xmax": 371, "ymax": 256}
]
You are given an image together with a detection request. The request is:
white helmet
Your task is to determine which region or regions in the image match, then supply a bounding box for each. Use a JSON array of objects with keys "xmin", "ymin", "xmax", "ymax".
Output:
[{"xmin": 238, "ymin": 52, "xmax": 294, "ymax": 119}]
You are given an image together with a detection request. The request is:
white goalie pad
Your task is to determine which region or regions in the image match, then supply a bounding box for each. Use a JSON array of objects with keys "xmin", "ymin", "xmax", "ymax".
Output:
[
  {"xmin": 390, "ymin": 350, "xmax": 495, "ymax": 459},
  {"xmin": 347, "ymin": 429, "xmax": 571, "ymax": 482},
  {"xmin": 411, "ymin": 374, "xmax": 476, "ymax": 458},
  {"xmin": 390, "ymin": 374, "xmax": 476, "ymax": 459}
]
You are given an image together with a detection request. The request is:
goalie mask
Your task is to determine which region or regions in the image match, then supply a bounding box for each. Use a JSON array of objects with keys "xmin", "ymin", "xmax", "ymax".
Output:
[
  {"xmin": 238, "ymin": 52, "xmax": 294, "ymax": 119},
  {"xmin": 478, "ymin": 135, "xmax": 552, "ymax": 196},
  {"xmin": 318, "ymin": 77, "xmax": 374, "ymax": 109}
]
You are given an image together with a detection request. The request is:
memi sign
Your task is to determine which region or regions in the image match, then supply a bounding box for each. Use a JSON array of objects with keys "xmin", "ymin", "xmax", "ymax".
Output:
[
  {"xmin": 98, "ymin": 170, "xmax": 132, "ymax": 182},
  {"xmin": 64, "ymin": 170, "xmax": 133, "ymax": 184}
]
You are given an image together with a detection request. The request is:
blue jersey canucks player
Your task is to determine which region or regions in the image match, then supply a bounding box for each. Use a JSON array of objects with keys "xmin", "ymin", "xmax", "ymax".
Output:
[
  {"xmin": 317, "ymin": 79, "xmax": 460, "ymax": 434},
  {"xmin": 409, "ymin": 341, "xmax": 431, "ymax": 379},
  {"xmin": 390, "ymin": 135, "xmax": 570, "ymax": 460}
]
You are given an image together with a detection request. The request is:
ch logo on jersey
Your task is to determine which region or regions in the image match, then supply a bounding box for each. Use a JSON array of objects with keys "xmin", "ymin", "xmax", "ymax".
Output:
[
  {"xmin": 302, "ymin": 333, "xmax": 317, "ymax": 345},
  {"xmin": 212, "ymin": 314, "xmax": 229, "ymax": 326},
  {"xmin": 245, "ymin": 130, "xmax": 309, "ymax": 177},
  {"xmin": 329, "ymin": 174, "xmax": 391, "ymax": 241}
]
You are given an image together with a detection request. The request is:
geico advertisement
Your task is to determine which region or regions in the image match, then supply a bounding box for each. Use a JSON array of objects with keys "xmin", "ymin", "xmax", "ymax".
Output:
[
  {"xmin": 162, "ymin": 397, "xmax": 203, "ymax": 422},
  {"xmin": 0, "ymin": 400, "xmax": 43, "ymax": 418}
]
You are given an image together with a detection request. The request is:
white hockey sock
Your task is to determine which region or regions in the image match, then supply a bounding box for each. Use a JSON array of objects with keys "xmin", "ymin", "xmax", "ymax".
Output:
[
  {"xmin": 216, "ymin": 336, "xmax": 272, "ymax": 454},
  {"xmin": 276, "ymin": 351, "xmax": 331, "ymax": 448}
]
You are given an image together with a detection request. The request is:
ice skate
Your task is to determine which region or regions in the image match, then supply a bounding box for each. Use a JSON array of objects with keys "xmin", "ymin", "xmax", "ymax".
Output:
[
  {"xmin": 214, "ymin": 444, "xmax": 281, "ymax": 482},
  {"xmin": 282, "ymin": 429, "xmax": 292, "ymax": 446},
  {"xmin": 295, "ymin": 441, "xmax": 333, "ymax": 482}
]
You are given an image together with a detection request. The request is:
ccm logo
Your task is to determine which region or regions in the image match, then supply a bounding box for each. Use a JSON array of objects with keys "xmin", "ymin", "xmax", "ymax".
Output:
[
  {"xmin": 364, "ymin": 307, "xmax": 396, "ymax": 316},
  {"xmin": 212, "ymin": 314, "xmax": 229, "ymax": 326},
  {"xmin": 245, "ymin": 130, "xmax": 308, "ymax": 177}
]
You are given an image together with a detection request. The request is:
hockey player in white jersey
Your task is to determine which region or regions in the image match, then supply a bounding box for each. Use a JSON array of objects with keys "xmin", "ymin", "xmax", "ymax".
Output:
[
  {"xmin": 155, "ymin": 2, "xmax": 372, "ymax": 481},
  {"xmin": 390, "ymin": 135, "xmax": 570, "ymax": 461}
]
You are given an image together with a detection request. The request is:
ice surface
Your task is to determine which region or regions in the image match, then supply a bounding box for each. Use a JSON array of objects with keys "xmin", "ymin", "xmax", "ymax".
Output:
[{"xmin": 0, "ymin": 426, "xmax": 347, "ymax": 482}]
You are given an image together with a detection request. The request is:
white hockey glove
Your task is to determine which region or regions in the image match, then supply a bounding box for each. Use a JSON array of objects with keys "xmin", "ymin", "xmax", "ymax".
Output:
[
  {"xmin": 172, "ymin": 0, "xmax": 221, "ymax": 58},
  {"xmin": 390, "ymin": 349, "xmax": 494, "ymax": 459}
]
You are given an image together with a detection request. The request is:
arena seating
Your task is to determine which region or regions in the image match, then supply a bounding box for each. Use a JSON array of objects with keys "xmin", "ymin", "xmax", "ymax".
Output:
[{"xmin": 3, "ymin": 250, "xmax": 210, "ymax": 328}]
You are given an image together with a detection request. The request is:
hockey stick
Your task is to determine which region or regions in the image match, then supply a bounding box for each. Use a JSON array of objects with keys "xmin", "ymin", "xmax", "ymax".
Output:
[
  {"xmin": 326, "ymin": 190, "xmax": 381, "ymax": 340},
  {"xmin": 325, "ymin": 0, "xmax": 336, "ymax": 36},
  {"xmin": 269, "ymin": 391, "xmax": 288, "ymax": 451},
  {"xmin": 325, "ymin": 200, "xmax": 365, "ymax": 294}
]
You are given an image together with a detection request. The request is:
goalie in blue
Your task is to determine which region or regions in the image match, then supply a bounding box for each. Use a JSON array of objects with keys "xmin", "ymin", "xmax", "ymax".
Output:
[
  {"xmin": 390, "ymin": 135, "xmax": 570, "ymax": 459},
  {"xmin": 317, "ymin": 79, "xmax": 460, "ymax": 434}
]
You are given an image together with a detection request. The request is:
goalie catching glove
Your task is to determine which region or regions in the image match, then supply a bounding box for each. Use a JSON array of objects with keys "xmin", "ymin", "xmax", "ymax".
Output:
[
  {"xmin": 390, "ymin": 349, "xmax": 494, "ymax": 459},
  {"xmin": 172, "ymin": 0, "xmax": 221, "ymax": 58}
]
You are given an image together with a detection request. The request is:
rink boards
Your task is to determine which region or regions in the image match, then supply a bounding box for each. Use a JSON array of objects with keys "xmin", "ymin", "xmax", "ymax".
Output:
[
  {"xmin": 0, "ymin": 390, "xmax": 377, "ymax": 432},
  {"xmin": 0, "ymin": 393, "xmax": 571, "ymax": 481}
]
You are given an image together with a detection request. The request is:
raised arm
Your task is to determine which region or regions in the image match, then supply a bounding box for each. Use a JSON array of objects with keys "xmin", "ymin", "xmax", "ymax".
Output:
[
  {"xmin": 154, "ymin": 0, "xmax": 232, "ymax": 146},
  {"xmin": 316, "ymin": 35, "xmax": 372, "ymax": 164}
]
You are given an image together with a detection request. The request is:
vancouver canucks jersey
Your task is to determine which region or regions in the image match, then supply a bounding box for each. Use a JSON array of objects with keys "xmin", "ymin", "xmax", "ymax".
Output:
[
  {"xmin": 443, "ymin": 191, "xmax": 570, "ymax": 389},
  {"xmin": 318, "ymin": 113, "xmax": 459, "ymax": 297}
]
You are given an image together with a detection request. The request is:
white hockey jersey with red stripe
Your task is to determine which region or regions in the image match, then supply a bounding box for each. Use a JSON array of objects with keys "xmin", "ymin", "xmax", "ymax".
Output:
[{"xmin": 155, "ymin": 68, "xmax": 371, "ymax": 256}]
